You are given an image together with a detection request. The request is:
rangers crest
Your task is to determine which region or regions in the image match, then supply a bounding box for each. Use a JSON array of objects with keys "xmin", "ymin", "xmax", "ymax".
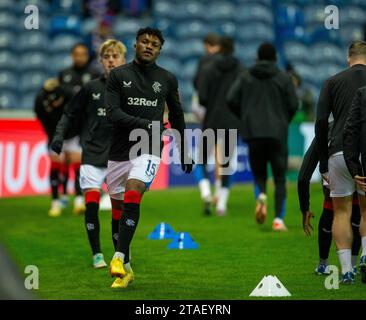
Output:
[{"xmin": 152, "ymin": 81, "xmax": 162, "ymax": 93}]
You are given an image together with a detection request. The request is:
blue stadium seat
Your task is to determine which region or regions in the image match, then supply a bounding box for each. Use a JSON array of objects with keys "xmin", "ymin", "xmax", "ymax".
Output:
[
  {"xmin": 234, "ymin": 3, "xmax": 273, "ymax": 24},
  {"xmin": 153, "ymin": 1, "xmax": 181, "ymax": 19},
  {"xmin": 339, "ymin": 24, "xmax": 365, "ymax": 45},
  {"xmin": 236, "ymin": 23, "xmax": 275, "ymax": 42},
  {"xmin": 0, "ymin": 13, "xmax": 17, "ymax": 31},
  {"xmin": 50, "ymin": 54, "xmax": 72, "ymax": 73},
  {"xmin": 0, "ymin": 71, "xmax": 18, "ymax": 91},
  {"xmin": 292, "ymin": 62, "xmax": 315, "ymax": 84},
  {"xmin": 276, "ymin": 5, "xmax": 305, "ymax": 29},
  {"xmin": 177, "ymin": 39, "xmax": 204, "ymax": 61},
  {"xmin": 0, "ymin": 90, "xmax": 18, "ymax": 109},
  {"xmin": 178, "ymin": 81, "xmax": 194, "ymax": 111},
  {"xmin": 51, "ymin": 0, "xmax": 82, "ymax": 15},
  {"xmin": 20, "ymin": 52, "xmax": 48, "ymax": 72},
  {"xmin": 308, "ymin": 27, "xmax": 341, "ymax": 45},
  {"xmin": 278, "ymin": 26, "xmax": 308, "ymax": 44},
  {"xmin": 19, "ymin": 91, "xmax": 38, "ymax": 109},
  {"xmin": 20, "ymin": 72, "xmax": 48, "ymax": 92},
  {"xmin": 340, "ymin": 6, "xmax": 366, "ymax": 25},
  {"xmin": 175, "ymin": 21, "xmax": 210, "ymax": 40},
  {"xmin": 157, "ymin": 56, "xmax": 181, "ymax": 76},
  {"xmin": 160, "ymin": 37, "xmax": 178, "ymax": 57},
  {"xmin": 179, "ymin": 1, "xmax": 206, "ymax": 20},
  {"xmin": 235, "ymin": 0, "xmax": 272, "ymax": 6},
  {"xmin": 50, "ymin": 15, "xmax": 82, "ymax": 36},
  {"xmin": 0, "ymin": 31, "xmax": 16, "ymax": 51},
  {"xmin": 153, "ymin": 19, "xmax": 176, "ymax": 38},
  {"xmin": 19, "ymin": 31, "xmax": 49, "ymax": 52},
  {"xmin": 283, "ymin": 41, "xmax": 310, "ymax": 64},
  {"xmin": 81, "ymin": 18, "xmax": 97, "ymax": 36},
  {"xmin": 0, "ymin": 51, "xmax": 17, "ymax": 71},
  {"xmin": 50, "ymin": 34, "xmax": 83, "ymax": 53},
  {"xmin": 0, "ymin": 0, "xmax": 14, "ymax": 13},
  {"xmin": 214, "ymin": 21, "xmax": 236, "ymax": 37},
  {"xmin": 311, "ymin": 43, "xmax": 346, "ymax": 65},
  {"xmin": 304, "ymin": 5, "xmax": 327, "ymax": 25},
  {"xmin": 113, "ymin": 18, "xmax": 141, "ymax": 38},
  {"xmin": 236, "ymin": 42, "xmax": 261, "ymax": 67},
  {"xmin": 205, "ymin": 2, "xmax": 235, "ymax": 21},
  {"xmin": 181, "ymin": 59, "xmax": 198, "ymax": 81}
]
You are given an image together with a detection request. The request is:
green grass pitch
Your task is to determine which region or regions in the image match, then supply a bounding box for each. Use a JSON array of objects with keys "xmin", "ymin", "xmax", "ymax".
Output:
[{"xmin": 0, "ymin": 183, "xmax": 365, "ymax": 300}]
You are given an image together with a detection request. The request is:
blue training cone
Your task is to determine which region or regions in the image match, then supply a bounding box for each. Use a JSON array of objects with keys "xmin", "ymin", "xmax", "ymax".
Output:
[
  {"xmin": 148, "ymin": 222, "xmax": 176, "ymax": 240},
  {"xmin": 167, "ymin": 232, "xmax": 198, "ymax": 249}
]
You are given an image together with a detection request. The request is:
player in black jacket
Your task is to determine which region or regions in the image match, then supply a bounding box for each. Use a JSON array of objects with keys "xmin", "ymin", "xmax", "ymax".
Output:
[
  {"xmin": 58, "ymin": 43, "xmax": 100, "ymax": 214},
  {"xmin": 51, "ymin": 40, "xmax": 127, "ymax": 269},
  {"xmin": 227, "ymin": 43, "xmax": 298, "ymax": 231},
  {"xmin": 106, "ymin": 27, "xmax": 193, "ymax": 289},
  {"xmin": 343, "ymin": 84, "xmax": 366, "ymax": 283},
  {"xmin": 298, "ymin": 137, "xmax": 361, "ymax": 275},
  {"xmin": 191, "ymin": 33, "xmax": 221, "ymax": 215},
  {"xmin": 315, "ymin": 41, "xmax": 366, "ymax": 283},
  {"xmin": 197, "ymin": 37, "xmax": 242, "ymax": 216},
  {"xmin": 34, "ymin": 78, "xmax": 73, "ymax": 217}
]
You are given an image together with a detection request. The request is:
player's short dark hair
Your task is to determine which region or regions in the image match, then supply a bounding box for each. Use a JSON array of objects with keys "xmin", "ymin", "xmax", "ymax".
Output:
[
  {"xmin": 136, "ymin": 27, "xmax": 165, "ymax": 46},
  {"xmin": 257, "ymin": 42, "xmax": 277, "ymax": 61},
  {"xmin": 203, "ymin": 33, "xmax": 220, "ymax": 46},
  {"xmin": 219, "ymin": 36, "xmax": 234, "ymax": 55},
  {"xmin": 220, "ymin": 36, "xmax": 234, "ymax": 54},
  {"xmin": 71, "ymin": 42, "xmax": 89, "ymax": 53},
  {"xmin": 348, "ymin": 41, "xmax": 366, "ymax": 58}
]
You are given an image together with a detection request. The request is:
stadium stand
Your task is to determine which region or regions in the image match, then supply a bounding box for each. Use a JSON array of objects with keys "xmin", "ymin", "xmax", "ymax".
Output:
[{"xmin": 0, "ymin": 0, "xmax": 365, "ymax": 110}]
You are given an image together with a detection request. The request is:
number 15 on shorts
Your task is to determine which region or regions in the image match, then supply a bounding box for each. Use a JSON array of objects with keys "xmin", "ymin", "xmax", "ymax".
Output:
[{"xmin": 145, "ymin": 160, "xmax": 157, "ymax": 177}]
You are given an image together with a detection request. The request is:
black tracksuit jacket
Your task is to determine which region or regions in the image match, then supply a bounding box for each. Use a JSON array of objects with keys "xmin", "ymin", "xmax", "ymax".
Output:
[
  {"xmin": 58, "ymin": 65, "xmax": 100, "ymax": 95},
  {"xmin": 226, "ymin": 61, "xmax": 298, "ymax": 143},
  {"xmin": 34, "ymin": 87, "xmax": 72, "ymax": 146},
  {"xmin": 315, "ymin": 64, "xmax": 366, "ymax": 173},
  {"xmin": 343, "ymin": 85, "xmax": 366, "ymax": 177},
  {"xmin": 105, "ymin": 60, "xmax": 187, "ymax": 161},
  {"xmin": 54, "ymin": 76, "xmax": 111, "ymax": 167},
  {"xmin": 198, "ymin": 53, "xmax": 243, "ymax": 131}
]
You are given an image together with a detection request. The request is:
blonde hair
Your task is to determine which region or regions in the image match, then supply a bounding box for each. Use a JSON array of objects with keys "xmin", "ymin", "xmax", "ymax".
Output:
[{"xmin": 99, "ymin": 39, "xmax": 127, "ymax": 58}]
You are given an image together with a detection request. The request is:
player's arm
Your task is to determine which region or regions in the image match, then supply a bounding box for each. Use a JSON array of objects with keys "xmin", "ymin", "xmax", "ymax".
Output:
[
  {"xmin": 298, "ymin": 137, "xmax": 319, "ymax": 214},
  {"xmin": 343, "ymin": 88, "xmax": 363, "ymax": 178},
  {"xmin": 105, "ymin": 69, "xmax": 151, "ymax": 130},
  {"xmin": 298, "ymin": 137, "xmax": 319, "ymax": 236},
  {"xmin": 166, "ymin": 74, "xmax": 194, "ymax": 174},
  {"xmin": 51, "ymin": 87, "xmax": 87, "ymax": 153},
  {"xmin": 315, "ymin": 80, "xmax": 332, "ymax": 174},
  {"xmin": 34, "ymin": 92, "xmax": 52, "ymax": 137},
  {"xmin": 284, "ymin": 75, "xmax": 299, "ymax": 122}
]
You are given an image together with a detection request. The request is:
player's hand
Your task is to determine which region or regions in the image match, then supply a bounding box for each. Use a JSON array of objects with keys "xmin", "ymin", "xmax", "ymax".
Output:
[
  {"xmin": 354, "ymin": 175, "xmax": 366, "ymax": 192},
  {"xmin": 50, "ymin": 137, "xmax": 63, "ymax": 154},
  {"xmin": 302, "ymin": 210, "xmax": 315, "ymax": 237},
  {"xmin": 180, "ymin": 153, "xmax": 195, "ymax": 174},
  {"xmin": 321, "ymin": 172, "xmax": 329, "ymax": 184}
]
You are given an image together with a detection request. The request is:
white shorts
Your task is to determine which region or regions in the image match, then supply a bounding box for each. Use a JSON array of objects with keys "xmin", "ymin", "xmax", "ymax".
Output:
[
  {"xmin": 79, "ymin": 164, "xmax": 107, "ymax": 191},
  {"xmin": 63, "ymin": 136, "xmax": 81, "ymax": 153},
  {"xmin": 328, "ymin": 153, "xmax": 364, "ymax": 197},
  {"xmin": 106, "ymin": 154, "xmax": 161, "ymax": 198}
]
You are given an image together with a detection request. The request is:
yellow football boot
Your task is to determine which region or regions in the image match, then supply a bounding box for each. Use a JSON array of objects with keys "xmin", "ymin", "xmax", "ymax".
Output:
[
  {"xmin": 111, "ymin": 269, "xmax": 134, "ymax": 289},
  {"xmin": 109, "ymin": 257, "xmax": 126, "ymax": 278}
]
